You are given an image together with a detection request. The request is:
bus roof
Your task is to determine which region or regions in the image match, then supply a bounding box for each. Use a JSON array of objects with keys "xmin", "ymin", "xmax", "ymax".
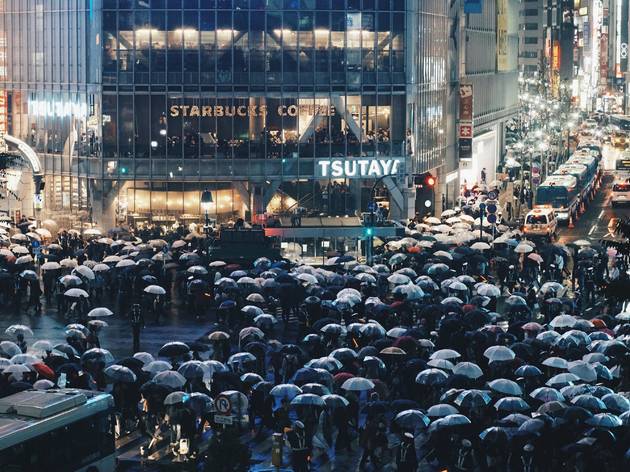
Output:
[
  {"xmin": 539, "ymin": 174, "xmax": 578, "ymax": 188},
  {"xmin": 554, "ymin": 164, "xmax": 588, "ymax": 177},
  {"xmin": 0, "ymin": 389, "xmax": 113, "ymax": 450}
]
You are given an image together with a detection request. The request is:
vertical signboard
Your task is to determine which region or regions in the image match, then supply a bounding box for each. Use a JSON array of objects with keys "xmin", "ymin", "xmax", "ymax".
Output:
[
  {"xmin": 459, "ymin": 84, "xmax": 473, "ymax": 160},
  {"xmin": 497, "ymin": 0, "xmax": 509, "ymax": 71},
  {"xmin": 0, "ymin": 91, "xmax": 7, "ymax": 135},
  {"xmin": 619, "ymin": 0, "xmax": 629, "ymax": 76}
]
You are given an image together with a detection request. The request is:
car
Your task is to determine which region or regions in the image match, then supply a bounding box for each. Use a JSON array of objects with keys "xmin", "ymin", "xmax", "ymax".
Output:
[
  {"xmin": 611, "ymin": 178, "xmax": 630, "ymax": 206},
  {"xmin": 523, "ymin": 208, "xmax": 558, "ymax": 241}
]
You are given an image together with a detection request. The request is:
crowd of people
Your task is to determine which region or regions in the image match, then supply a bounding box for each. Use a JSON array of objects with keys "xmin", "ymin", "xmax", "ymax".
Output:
[{"xmin": 0, "ymin": 209, "xmax": 629, "ymax": 471}]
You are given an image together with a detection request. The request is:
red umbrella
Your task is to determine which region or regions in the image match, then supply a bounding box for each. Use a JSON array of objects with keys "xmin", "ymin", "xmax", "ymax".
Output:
[
  {"xmin": 333, "ymin": 372, "xmax": 355, "ymax": 387},
  {"xmin": 407, "ymin": 246, "xmax": 421, "ymax": 254},
  {"xmin": 522, "ymin": 322, "xmax": 543, "ymax": 332},
  {"xmin": 590, "ymin": 319, "xmax": 606, "ymax": 329},
  {"xmin": 32, "ymin": 363, "xmax": 55, "ymax": 381}
]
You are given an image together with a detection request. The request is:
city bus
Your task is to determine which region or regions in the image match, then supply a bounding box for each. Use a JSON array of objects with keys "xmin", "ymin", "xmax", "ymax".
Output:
[
  {"xmin": 609, "ymin": 114, "xmax": 630, "ymax": 131},
  {"xmin": 611, "ymin": 178, "xmax": 630, "ymax": 206},
  {"xmin": 553, "ymin": 163, "xmax": 592, "ymax": 199},
  {"xmin": 534, "ymin": 174, "xmax": 579, "ymax": 224},
  {"xmin": 0, "ymin": 389, "xmax": 115, "ymax": 472}
]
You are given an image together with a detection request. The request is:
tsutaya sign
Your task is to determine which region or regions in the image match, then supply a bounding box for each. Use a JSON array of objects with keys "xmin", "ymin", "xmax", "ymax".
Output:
[
  {"xmin": 29, "ymin": 99, "xmax": 88, "ymax": 118},
  {"xmin": 316, "ymin": 158, "xmax": 404, "ymax": 179}
]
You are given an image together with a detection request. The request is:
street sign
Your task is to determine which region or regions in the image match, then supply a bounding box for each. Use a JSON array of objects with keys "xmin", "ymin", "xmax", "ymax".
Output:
[
  {"xmin": 487, "ymin": 214, "xmax": 497, "ymax": 224},
  {"xmin": 214, "ymin": 414, "xmax": 234, "ymax": 425},
  {"xmin": 459, "ymin": 124, "xmax": 473, "ymax": 138},
  {"xmin": 215, "ymin": 394, "xmax": 232, "ymax": 415},
  {"xmin": 486, "ymin": 203, "xmax": 497, "ymax": 214},
  {"xmin": 367, "ymin": 202, "xmax": 377, "ymax": 212},
  {"xmin": 479, "ymin": 203, "xmax": 486, "ymax": 211},
  {"xmin": 488, "ymin": 190, "xmax": 498, "ymax": 200}
]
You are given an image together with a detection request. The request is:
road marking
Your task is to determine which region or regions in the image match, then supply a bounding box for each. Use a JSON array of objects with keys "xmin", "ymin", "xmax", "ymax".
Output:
[
  {"xmin": 598, "ymin": 210, "xmax": 605, "ymax": 220},
  {"xmin": 589, "ymin": 225, "xmax": 597, "ymax": 235}
]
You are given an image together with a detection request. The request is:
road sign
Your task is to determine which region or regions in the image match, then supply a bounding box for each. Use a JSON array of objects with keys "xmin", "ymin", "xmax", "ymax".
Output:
[
  {"xmin": 532, "ymin": 175, "xmax": 541, "ymax": 185},
  {"xmin": 215, "ymin": 394, "xmax": 232, "ymax": 415},
  {"xmin": 486, "ymin": 203, "xmax": 497, "ymax": 214},
  {"xmin": 214, "ymin": 414, "xmax": 234, "ymax": 425},
  {"xmin": 479, "ymin": 203, "xmax": 486, "ymax": 211},
  {"xmin": 367, "ymin": 202, "xmax": 377, "ymax": 212},
  {"xmin": 487, "ymin": 214, "xmax": 497, "ymax": 224},
  {"xmin": 488, "ymin": 190, "xmax": 498, "ymax": 200}
]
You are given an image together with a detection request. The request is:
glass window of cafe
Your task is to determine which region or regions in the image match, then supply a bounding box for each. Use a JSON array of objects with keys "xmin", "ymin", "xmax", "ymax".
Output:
[{"xmin": 104, "ymin": 93, "xmax": 406, "ymax": 161}]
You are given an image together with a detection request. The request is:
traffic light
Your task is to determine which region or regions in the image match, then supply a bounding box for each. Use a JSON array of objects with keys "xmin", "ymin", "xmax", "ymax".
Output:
[
  {"xmin": 365, "ymin": 227, "xmax": 373, "ymax": 237},
  {"xmin": 414, "ymin": 172, "xmax": 436, "ymax": 216},
  {"xmin": 414, "ymin": 172, "xmax": 436, "ymax": 189},
  {"xmin": 120, "ymin": 166, "xmax": 128, "ymax": 174}
]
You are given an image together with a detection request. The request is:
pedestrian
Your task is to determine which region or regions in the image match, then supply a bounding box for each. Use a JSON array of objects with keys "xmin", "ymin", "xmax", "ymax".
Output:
[
  {"xmin": 130, "ymin": 303, "xmax": 144, "ymax": 353},
  {"xmin": 480, "ymin": 167, "xmax": 487, "ymax": 184},
  {"xmin": 396, "ymin": 432, "xmax": 418, "ymax": 472},
  {"xmin": 286, "ymin": 420, "xmax": 310, "ymax": 472}
]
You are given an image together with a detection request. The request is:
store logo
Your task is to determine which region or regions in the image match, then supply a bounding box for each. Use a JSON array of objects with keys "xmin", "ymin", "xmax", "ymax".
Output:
[
  {"xmin": 316, "ymin": 158, "xmax": 403, "ymax": 179},
  {"xmin": 169, "ymin": 104, "xmax": 336, "ymax": 118},
  {"xmin": 29, "ymin": 100, "xmax": 88, "ymax": 118}
]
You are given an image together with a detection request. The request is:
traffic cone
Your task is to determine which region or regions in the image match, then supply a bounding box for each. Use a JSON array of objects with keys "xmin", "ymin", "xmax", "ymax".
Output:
[{"xmin": 568, "ymin": 212, "xmax": 575, "ymax": 229}]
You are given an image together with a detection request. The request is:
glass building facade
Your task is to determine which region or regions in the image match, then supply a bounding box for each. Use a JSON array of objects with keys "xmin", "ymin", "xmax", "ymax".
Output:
[{"xmin": 0, "ymin": 0, "xmax": 450, "ymax": 228}]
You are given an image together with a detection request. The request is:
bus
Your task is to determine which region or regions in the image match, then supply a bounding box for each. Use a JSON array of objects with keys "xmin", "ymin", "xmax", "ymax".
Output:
[
  {"xmin": 0, "ymin": 389, "xmax": 115, "ymax": 472},
  {"xmin": 535, "ymin": 174, "xmax": 579, "ymax": 224},
  {"xmin": 609, "ymin": 114, "xmax": 630, "ymax": 131},
  {"xmin": 611, "ymin": 178, "xmax": 630, "ymax": 206},
  {"xmin": 554, "ymin": 164, "xmax": 592, "ymax": 198},
  {"xmin": 615, "ymin": 153, "xmax": 630, "ymax": 174}
]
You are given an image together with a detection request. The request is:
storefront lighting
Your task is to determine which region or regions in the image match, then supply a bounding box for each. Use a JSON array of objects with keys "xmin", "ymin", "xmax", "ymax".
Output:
[
  {"xmin": 159, "ymin": 129, "xmax": 167, "ymax": 136},
  {"xmin": 151, "ymin": 141, "xmax": 158, "ymax": 148}
]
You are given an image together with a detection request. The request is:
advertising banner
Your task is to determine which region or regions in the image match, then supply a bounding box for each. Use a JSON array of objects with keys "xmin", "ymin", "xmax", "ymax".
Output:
[
  {"xmin": 497, "ymin": 0, "xmax": 509, "ymax": 71},
  {"xmin": 459, "ymin": 84, "xmax": 473, "ymax": 160},
  {"xmin": 0, "ymin": 91, "xmax": 7, "ymax": 135}
]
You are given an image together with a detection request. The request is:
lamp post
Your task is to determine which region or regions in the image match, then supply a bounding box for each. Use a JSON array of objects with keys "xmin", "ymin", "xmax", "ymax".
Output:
[{"xmin": 200, "ymin": 189, "xmax": 213, "ymax": 257}]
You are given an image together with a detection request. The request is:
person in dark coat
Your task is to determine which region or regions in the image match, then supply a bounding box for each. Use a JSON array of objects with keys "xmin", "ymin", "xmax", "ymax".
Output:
[
  {"xmin": 286, "ymin": 420, "xmax": 310, "ymax": 472},
  {"xmin": 396, "ymin": 432, "xmax": 418, "ymax": 472}
]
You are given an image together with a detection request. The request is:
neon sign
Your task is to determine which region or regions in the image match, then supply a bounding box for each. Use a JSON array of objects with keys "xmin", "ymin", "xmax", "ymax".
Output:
[{"xmin": 316, "ymin": 158, "xmax": 403, "ymax": 179}]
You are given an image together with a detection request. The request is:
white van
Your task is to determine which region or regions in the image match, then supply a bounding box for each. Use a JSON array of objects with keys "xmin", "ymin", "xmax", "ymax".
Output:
[{"xmin": 523, "ymin": 208, "xmax": 558, "ymax": 240}]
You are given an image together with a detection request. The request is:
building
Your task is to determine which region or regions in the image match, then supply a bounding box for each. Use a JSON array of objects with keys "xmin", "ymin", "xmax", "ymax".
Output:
[
  {"xmin": 519, "ymin": 0, "xmax": 545, "ymax": 80},
  {"xmin": 0, "ymin": 0, "xmax": 451, "ymax": 230},
  {"xmin": 542, "ymin": 0, "xmax": 576, "ymax": 101},
  {"xmin": 456, "ymin": 0, "xmax": 520, "ymax": 190}
]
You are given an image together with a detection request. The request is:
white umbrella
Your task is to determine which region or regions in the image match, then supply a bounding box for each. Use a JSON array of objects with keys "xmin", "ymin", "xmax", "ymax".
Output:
[
  {"xmin": 470, "ymin": 242, "xmax": 491, "ymax": 251},
  {"xmin": 60, "ymin": 258, "xmax": 78, "ymax": 268},
  {"xmin": 93, "ymin": 263, "xmax": 111, "ymax": 272},
  {"xmin": 5, "ymin": 325, "xmax": 33, "ymax": 337},
  {"xmin": 64, "ymin": 288, "xmax": 89, "ymax": 298},
  {"xmin": 144, "ymin": 285, "xmax": 166, "ymax": 295},
  {"xmin": 514, "ymin": 243, "xmax": 533, "ymax": 254},
  {"xmin": 41, "ymin": 261, "xmax": 61, "ymax": 270},
  {"xmin": 73, "ymin": 265, "xmax": 95, "ymax": 280},
  {"xmin": 87, "ymin": 307, "xmax": 114, "ymax": 318},
  {"xmin": 116, "ymin": 259, "xmax": 136, "ymax": 268},
  {"xmin": 341, "ymin": 377, "xmax": 375, "ymax": 392}
]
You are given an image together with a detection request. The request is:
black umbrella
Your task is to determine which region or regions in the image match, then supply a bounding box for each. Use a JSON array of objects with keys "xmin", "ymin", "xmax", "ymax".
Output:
[{"xmin": 158, "ymin": 341, "xmax": 190, "ymax": 358}]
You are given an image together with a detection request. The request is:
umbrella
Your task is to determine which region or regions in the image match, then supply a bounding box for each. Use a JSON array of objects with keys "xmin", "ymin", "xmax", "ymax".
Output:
[
  {"xmin": 144, "ymin": 285, "xmax": 166, "ymax": 295},
  {"xmin": 87, "ymin": 307, "xmax": 114, "ymax": 318},
  {"xmin": 495, "ymin": 397, "xmax": 530, "ymax": 413},
  {"xmin": 476, "ymin": 284, "xmax": 501, "ymax": 297},
  {"xmin": 395, "ymin": 409, "xmax": 430, "ymax": 429},
  {"xmin": 301, "ymin": 383, "xmax": 330, "ymax": 396},
  {"xmin": 549, "ymin": 314, "xmax": 577, "ymax": 329},
  {"xmin": 143, "ymin": 360, "xmax": 173, "ymax": 374},
  {"xmin": 60, "ymin": 275, "xmax": 82, "ymax": 287},
  {"xmin": 546, "ymin": 373, "xmax": 580, "ymax": 388},
  {"xmin": 104, "ymin": 365, "xmax": 137, "ymax": 383},
  {"xmin": 341, "ymin": 377, "xmax": 375, "ymax": 391},
  {"xmin": 270, "ymin": 384, "xmax": 302, "ymax": 400},
  {"xmin": 427, "ymin": 403, "xmax": 459, "ymax": 418},
  {"xmin": 164, "ymin": 391, "xmax": 189, "ymax": 406},
  {"xmin": 291, "ymin": 394, "xmax": 325, "ymax": 407},
  {"xmin": 453, "ymin": 362, "xmax": 484, "ymax": 379},
  {"xmin": 322, "ymin": 394, "xmax": 350, "ymax": 409},
  {"xmin": 430, "ymin": 349, "xmax": 461, "ymax": 360},
  {"xmin": 188, "ymin": 392, "xmax": 214, "ymax": 414},
  {"xmin": 416, "ymin": 368, "xmax": 449, "ymax": 386},
  {"xmin": 31, "ymin": 340, "xmax": 53, "ymax": 352},
  {"xmin": 429, "ymin": 414, "xmax": 471, "ymax": 432},
  {"xmin": 571, "ymin": 394, "xmax": 606, "ymax": 412},
  {"xmin": 33, "ymin": 379, "xmax": 55, "ymax": 390},
  {"xmin": 484, "ymin": 346, "xmax": 515, "ymax": 363},
  {"xmin": 454, "ymin": 389, "xmax": 492, "ymax": 408},
  {"xmin": 158, "ymin": 341, "xmax": 190, "ymax": 358},
  {"xmin": 488, "ymin": 379, "xmax": 523, "ymax": 396},
  {"xmin": 82, "ymin": 348, "xmax": 114, "ymax": 365},
  {"xmin": 41, "ymin": 261, "xmax": 62, "ymax": 270},
  {"xmin": 567, "ymin": 361, "xmax": 597, "ymax": 383},
  {"xmin": 208, "ymin": 331, "xmax": 230, "ymax": 341},
  {"xmin": 585, "ymin": 413, "xmax": 622, "ymax": 428},
  {"xmin": 153, "ymin": 370, "xmax": 186, "ymax": 388},
  {"xmin": 5, "ymin": 325, "xmax": 33, "ymax": 337},
  {"xmin": 132, "ymin": 352, "xmax": 154, "ymax": 365},
  {"xmin": 64, "ymin": 288, "xmax": 89, "ymax": 298},
  {"xmin": 10, "ymin": 354, "xmax": 39, "ymax": 365},
  {"xmin": 542, "ymin": 356, "xmax": 568, "ymax": 369},
  {"xmin": 530, "ymin": 387, "xmax": 564, "ymax": 403},
  {"xmin": 73, "ymin": 265, "xmax": 95, "ymax": 280},
  {"xmin": 601, "ymin": 393, "xmax": 630, "ymax": 414},
  {"xmin": 0, "ymin": 341, "xmax": 22, "ymax": 357},
  {"xmin": 514, "ymin": 243, "xmax": 533, "ymax": 253},
  {"xmin": 178, "ymin": 360, "xmax": 210, "ymax": 380}
]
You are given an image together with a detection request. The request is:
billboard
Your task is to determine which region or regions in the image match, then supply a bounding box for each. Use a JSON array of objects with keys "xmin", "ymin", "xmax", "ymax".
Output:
[
  {"xmin": 464, "ymin": 0, "xmax": 483, "ymax": 14},
  {"xmin": 459, "ymin": 84, "xmax": 473, "ymax": 160}
]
